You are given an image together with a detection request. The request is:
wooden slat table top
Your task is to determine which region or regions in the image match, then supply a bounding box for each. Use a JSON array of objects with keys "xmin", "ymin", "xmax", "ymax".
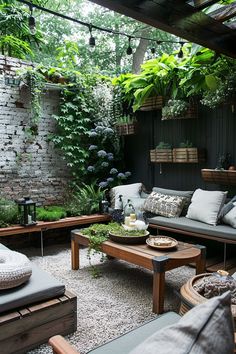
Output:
[
  {"xmin": 71, "ymin": 231, "xmax": 201, "ymax": 267},
  {"xmin": 0, "ymin": 214, "xmax": 111, "ymax": 237}
]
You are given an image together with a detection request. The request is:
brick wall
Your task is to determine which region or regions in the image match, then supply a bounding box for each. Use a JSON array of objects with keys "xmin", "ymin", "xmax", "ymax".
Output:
[{"xmin": 0, "ymin": 55, "xmax": 71, "ymax": 205}]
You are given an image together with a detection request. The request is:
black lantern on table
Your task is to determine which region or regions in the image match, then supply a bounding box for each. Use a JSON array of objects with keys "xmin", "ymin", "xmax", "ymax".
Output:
[{"xmin": 17, "ymin": 197, "xmax": 37, "ymax": 226}]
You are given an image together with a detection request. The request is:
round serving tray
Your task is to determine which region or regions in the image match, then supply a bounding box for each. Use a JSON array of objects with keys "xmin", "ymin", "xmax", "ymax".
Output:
[
  {"xmin": 109, "ymin": 231, "xmax": 149, "ymax": 244},
  {"xmin": 146, "ymin": 236, "xmax": 178, "ymax": 250}
]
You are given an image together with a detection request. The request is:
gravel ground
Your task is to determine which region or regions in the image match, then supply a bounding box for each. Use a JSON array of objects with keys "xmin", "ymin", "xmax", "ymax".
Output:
[{"xmin": 18, "ymin": 244, "xmax": 195, "ymax": 354}]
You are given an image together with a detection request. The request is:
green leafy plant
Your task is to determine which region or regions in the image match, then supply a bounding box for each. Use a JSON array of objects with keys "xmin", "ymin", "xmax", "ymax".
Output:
[
  {"xmin": 116, "ymin": 114, "xmax": 136, "ymax": 125},
  {"xmin": 156, "ymin": 141, "xmax": 171, "ymax": 149},
  {"xmin": 36, "ymin": 206, "xmax": 66, "ymax": 222},
  {"xmin": 179, "ymin": 140, "xmax": 193, "ymax": 148},
  {"xmin": 0, "ymin": 198, "xmax": 19, "ymax": 227},
  {"xmin": 82, "ymin": 222, "xmax": 146, "ymax": 277},
  {"xmin": 162, "ymin": 99, "xmax": 189, "ymax": 120}
]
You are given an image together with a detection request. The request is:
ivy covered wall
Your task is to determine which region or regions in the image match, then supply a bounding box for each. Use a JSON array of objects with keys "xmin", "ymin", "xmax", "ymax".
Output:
[{"xmin": 0, "ymin": 55, "xmax": 71, "ymax": 204}]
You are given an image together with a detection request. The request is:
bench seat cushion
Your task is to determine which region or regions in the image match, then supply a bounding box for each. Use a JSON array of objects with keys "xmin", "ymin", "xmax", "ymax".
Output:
[
  {"xmin": 148, "ymin": 216, "xmax": 236, "ymax": 242},
  {"xmin": 88, "ymin": 312, "xmax": 181, "ymax": 354},
  {"xmin": 0, "ymin": 243, "xmax": 65, "ymax": 313}
]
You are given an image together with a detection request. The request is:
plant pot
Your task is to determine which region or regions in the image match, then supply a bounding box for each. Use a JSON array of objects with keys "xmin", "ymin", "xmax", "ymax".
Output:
[
  {"xmin": 116, "ymin": 123, "xmax": 136, "ymax": 136},
  {"xmin": 201, "ymin": 169, "xmax": 236, "ymax": 185},
  {"xmin": 173, "ymin": 148, "xmax": 205, "ymax": 163},
  {"xmin": 140, "ymin": 96, "xmax": 163, "ymax": 111},
  {"xmin": 150, "ymin": 149, "xmax": 173, "ymax": 163}
]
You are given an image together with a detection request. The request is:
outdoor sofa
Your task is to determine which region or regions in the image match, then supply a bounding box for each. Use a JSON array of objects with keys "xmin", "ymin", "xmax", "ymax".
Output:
[
  {"xmin": 49, "ymin": 291, "xmax": 235, "ymax": 354},
  {"xmin": 0, "ymin": 243, "xmax": 77, "ymax": 354}
]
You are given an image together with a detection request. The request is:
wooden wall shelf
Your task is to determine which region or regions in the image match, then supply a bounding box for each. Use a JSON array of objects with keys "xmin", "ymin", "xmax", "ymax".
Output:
[{"xmin": 201, "ymin": 169, "xmax": 236, "ymax": 185}]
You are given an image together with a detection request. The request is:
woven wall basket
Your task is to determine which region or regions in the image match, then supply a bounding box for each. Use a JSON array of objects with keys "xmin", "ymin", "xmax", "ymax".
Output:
[
  {"xmin": 173, "ymin": 148, "xmax": 205, "ymax": 163},
  {"xmin": 150, "ymin": 149, "xmax": 173, "ymax": 163},
  {"xmin": 140, "ymin": 96, "xmax": 163, "ymax": 111},
  {"xmin": 116, "ymin": 123, "xmax": 136, "ymax": 136}
]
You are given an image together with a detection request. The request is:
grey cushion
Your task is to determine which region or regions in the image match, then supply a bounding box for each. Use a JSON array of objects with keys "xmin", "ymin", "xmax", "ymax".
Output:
[
  {"xmin": 223, "ymin": 202, "xmax": 236, "ymax": 228},
  {"xmin": 219, "ymin": 195, "xmax": 236, "ymax": 220},
  {"xmin": 0, "ymin": 244, "xmax": 65, "ymax": 313},
  {"xmin": 152, "ymin": 187, "xmax": 193, "ymax": 215},
  {"xmin": 88, "ymin": 312, "xmax": 181, "ymax": 354},
  {"xmin": 129, "ymin": 292, "xmax": 234, "ymax": 354},
  {"xmin": 186, "ymin": 189, "xmax": 227, "ymax": 226},
  {"xmin": 148, "ymin": 216, "xmax": 236, "ymax": 242}
]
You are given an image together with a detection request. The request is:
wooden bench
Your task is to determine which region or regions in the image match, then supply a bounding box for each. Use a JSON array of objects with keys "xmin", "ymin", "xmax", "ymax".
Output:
[
  {"xmin": 0, "ymin": 290, "xmax": 77, "ymax": 354},
  {"xmin": 0, "ymin": 214, "xmax": 111, "ymax": 256}
]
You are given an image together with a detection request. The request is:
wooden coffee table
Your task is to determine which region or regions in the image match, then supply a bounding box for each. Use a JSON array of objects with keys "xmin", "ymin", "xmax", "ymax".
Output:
[{"xmin": 71, "ymin": 230, "xmax": 206, "ymax": 314}]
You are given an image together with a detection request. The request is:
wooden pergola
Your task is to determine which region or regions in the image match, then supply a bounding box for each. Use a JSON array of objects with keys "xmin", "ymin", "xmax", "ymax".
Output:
[{"xmin": 90, "ymin": 0, "xmax": 236, "ymax": 58}]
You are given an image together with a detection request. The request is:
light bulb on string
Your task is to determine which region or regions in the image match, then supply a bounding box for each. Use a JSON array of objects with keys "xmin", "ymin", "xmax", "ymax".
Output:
[
  {"xmin": 178, "ymin": 42, "xmax": 184, "ymax": 58},
  {"xmin": 89, "ymin": 24, "xmax": 96, "ymax": 51},
  {"xmin": 151, "ymin": 47, "xmax": 156, "ymax": 55},
  {"xmin": 126, "ymin": 36, "xmax": 133, "ymax": 55},
  {"xmin": 28, "ymin": 4, "xmax": 36, "ymax": 35}
]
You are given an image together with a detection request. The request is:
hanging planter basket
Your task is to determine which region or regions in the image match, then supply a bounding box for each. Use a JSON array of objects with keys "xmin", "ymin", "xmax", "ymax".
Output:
[
  {"xmin": 116, "ymin": 123, "xmax": 136, "ymax": 136},
  {"xmin": 150, "ymin": 149, "xmax": 173, "ymax": 163},
  {"xmin": 162, "ymin": 99, "xmax": 198, "ymax": 120},
  {"xmin": 173, "ymin": 148, "xmax": 205, "ymax": 163},
  {"xmin": 140, "ymin": 96, "xmax": 163, "ymax": 111}
]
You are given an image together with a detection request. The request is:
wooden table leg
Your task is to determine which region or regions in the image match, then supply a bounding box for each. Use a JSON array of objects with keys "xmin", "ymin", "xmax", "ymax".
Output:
[
  {"xmin": 194, "ymin": 245, "xmax": 206, "ymax": 274},
  {"xmin": 152, "ymin": 256, "xmax": 169, "ymax": 314},
  {"xmin": 71, "ymin": 236, "xmax": 79, "ymax": 270}
]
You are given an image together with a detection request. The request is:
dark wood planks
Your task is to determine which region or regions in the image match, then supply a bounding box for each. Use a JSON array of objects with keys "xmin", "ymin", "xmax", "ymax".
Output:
[{"xmin": 0, "ymin": 290, "xmax": 77, "ymax": 354}]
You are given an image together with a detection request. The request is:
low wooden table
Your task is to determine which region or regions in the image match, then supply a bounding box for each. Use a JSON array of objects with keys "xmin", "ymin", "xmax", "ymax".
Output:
[{"xmin": 71, "ymin": 231, "xmax": 206, "ymax": 314}]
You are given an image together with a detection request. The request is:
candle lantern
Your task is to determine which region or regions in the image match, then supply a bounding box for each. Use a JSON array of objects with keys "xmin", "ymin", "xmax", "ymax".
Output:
[{"xmin": 17, "ymin": 197, "xmax": 37, "ymax": 226}]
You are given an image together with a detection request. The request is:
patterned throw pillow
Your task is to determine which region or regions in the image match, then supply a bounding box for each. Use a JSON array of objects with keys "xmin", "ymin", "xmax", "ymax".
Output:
[{"xmin": 143, "ymin": 192, "xmax": 185, "ymax": 218}]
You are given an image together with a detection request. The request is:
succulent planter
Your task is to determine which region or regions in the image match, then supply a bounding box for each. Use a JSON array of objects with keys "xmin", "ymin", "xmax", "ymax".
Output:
[
  {"xmin": 162, "ymin": 100, "xmax": 198, "ymax": 120},
  {"xmin": 116, "ymin": 123, "xmax": 136, "ymax": 136},
  {"xmin": 173, "ymin": 148, "xmax": 205, "ymax": 163},
  {"xmin": 140, "ymin": 96, "xmax": 163, "ymax": 111},
  {"xmin": 150, "ymin": 149, "xmax": 172, "ymax": 163}
]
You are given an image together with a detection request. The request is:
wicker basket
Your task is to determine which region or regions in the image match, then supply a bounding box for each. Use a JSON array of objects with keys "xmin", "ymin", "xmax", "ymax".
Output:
[
  {"xmin": 173, "ymin": 148, "xmax": 205, "ymax": 163},
  {"xmin": 140, "ymin": 96, "xmax": 163, "ymax": 111},
  {"xmin": 116, "ymin": 123, "xmax": 136, "ymax": 136},
  {"xmin": 150, "ymin": 149, "xmax": 172, "ymax": 163},
  {"xmin": 179, "ymin": 273, "xmax": 236, "ymax": 327},
  {"xmin": 201, "ymin": 169, "xmax": 236, "ymax": 185}
]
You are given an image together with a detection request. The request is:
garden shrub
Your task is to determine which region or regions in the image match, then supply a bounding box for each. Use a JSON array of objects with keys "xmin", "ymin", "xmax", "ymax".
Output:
[
  {"xmin": 0, "ymin": 198, "xmax": 19, "ymax": 227},
  {"xmin": 36, "ymin": 206, "xmax": 67, "ymax": 221}
]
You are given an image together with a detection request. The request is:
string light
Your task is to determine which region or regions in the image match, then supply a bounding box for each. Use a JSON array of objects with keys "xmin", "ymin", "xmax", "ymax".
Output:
[
  {"xmin": 126, "ymin": 37, "xmax": 133, "ymax": 55},
  {"xmin": 151, "ymin": 48, "xmax": 156, "ymax": 54},
  {"xmin": 89, "ymin": 25, "xmax": 96, "ymax": 49},
  {"xmin": 28, "ymin": 4, "xmax": 36, "ymax": 35},
  {"xmin": 178, "ymin": 42, "xmax": 184, "ymax": 58},
  {"xmin": 17, "ymin": 0, "xmax": 187, "ymax": 52}
]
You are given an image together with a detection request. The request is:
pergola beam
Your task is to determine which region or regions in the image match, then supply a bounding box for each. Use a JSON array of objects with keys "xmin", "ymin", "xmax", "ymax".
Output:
[
  {"xmin": 188, "ymin": 0, "xmax": 219, "ymax": 10},
  {"xmin": 209, "ymin": 3, "xmax": 236, "ymax": 22}
]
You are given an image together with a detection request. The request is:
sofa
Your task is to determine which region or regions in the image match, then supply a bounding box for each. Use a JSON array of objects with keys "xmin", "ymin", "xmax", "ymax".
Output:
[
  {"xmin": 49, "ymin": 291, "xmax": 235, "ymax": 354},
  {"xmin": 0, "ymin": 243, "xmax": 77, "ymax": 354}
]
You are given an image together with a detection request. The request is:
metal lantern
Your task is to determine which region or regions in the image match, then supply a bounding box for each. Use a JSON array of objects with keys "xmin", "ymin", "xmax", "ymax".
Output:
[{"xmin": 17, "ymin": 197, "xmax": 37, "ymax": 226}]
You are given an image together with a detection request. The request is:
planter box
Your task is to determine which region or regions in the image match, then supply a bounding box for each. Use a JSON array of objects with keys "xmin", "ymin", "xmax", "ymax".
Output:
[
  {"xmin": 140, "ymin": 96, "xmax": 163, "ymax": 111},
  {"xmin": 150, "ymin": 149, "xmax": 172, "ymax": 163},
  {"xmin": 116, "ymin": 123, "xmax": 136, "ymax": 136},
  {"xmin": 173, "ymin": 148, "xmax": 205, "ymax": 163},
  {"xmin": 201, "ymin": 169, "xmax": 236, "ymax": 185},
  {"xmin": 162, "ymin": 101, "xmax": 198, "ymax": 120}
]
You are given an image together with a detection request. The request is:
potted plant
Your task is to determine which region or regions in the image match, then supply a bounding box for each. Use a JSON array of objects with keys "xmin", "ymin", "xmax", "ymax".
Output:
[
  {"xmin": 162, "ymin": 99, "xmax": 198, "ymax": 120},
  {"xmin": 150, "ymin": 141, "xmax": 172, "ymax": 163},
  {"xmin": 173, "ymin": 141, "xmax": 205, "ymax": 163},
  {"xmin": 115, "ymin": 114, "xmax": 137, "ymax": 135}
]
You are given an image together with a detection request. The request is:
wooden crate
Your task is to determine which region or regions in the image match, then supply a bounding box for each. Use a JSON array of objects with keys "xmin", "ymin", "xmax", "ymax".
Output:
[
  {"xmin": 150, "ymin": 149, "xmax": 172, "ymax": 163},
  {"xmin": 201, "ymin": 169, "xmax": 236, "ymax": 185},
  {"xmin": 140, "ymin": 96, "xmax": 163, "ymax": 111},
  {"xmin": 116, "ymin": 123, "xmax": 136, "ymax": 135},
  {"xmin": 0, "ymin": 290, "xmax": 77, "ymax": 354},
  {"xmin": 173, "ymin": 148, "xmax": 205, "ymax": 163}
]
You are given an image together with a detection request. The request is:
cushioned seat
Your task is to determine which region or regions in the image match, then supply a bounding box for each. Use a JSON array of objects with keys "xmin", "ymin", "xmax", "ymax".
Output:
[
  {"xmin": 148, "ymin": 216, "xmax": 236, "ymax": 242},
  {"xmin": 0, "ymin": 243, "xmax": 65, "ymax": 313},
  {"xmin": 88, "ymin": 312, "xmax": 181, "ymax": 354}
]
